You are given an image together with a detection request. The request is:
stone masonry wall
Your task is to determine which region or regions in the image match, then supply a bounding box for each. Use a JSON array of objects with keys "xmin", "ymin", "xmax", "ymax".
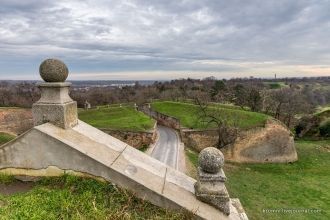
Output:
[
  {"xmin": 101, "ymin": 122, "xmax": 158, "ymax": 149},
  {"xmin": 182, "ymin": 119, "xmax": 297, "ymax": 163},
  {"xmin": 139, "ymin": 105, "xmax": 180, "ymax": 130},
  {"xmin": 0, "ymin": 108, "xmax": 33, "ymax": 135},
  {"xmin": 224, "ymin": 119, "xmax": 297, "ymax": 163},
  {"xmin": 0, "ymin": 108, "xmax": 157, "ymax": 149},
  {"xmin": 181, "ymin": 129, "xmax": 219, "ymax": 152}
]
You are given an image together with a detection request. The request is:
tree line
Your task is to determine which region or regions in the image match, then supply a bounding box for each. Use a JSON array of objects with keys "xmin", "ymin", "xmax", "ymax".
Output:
[{"xmin": 1, "ymin": 77, "xmax": 330, "ymax": 129}]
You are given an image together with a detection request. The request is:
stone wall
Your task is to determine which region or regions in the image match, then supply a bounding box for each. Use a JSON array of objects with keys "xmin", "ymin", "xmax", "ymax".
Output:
[
  {"xmin": 224, "ymin": 119, "xmax": 297, "ymax": 163},
  {"xmin": 0, "ymin": 108, "xmax": 33, "ymax": 135},
  {"xmin": 181, "ymin": 128, "xmax": 237, "ymax": 152},
  {"xmin": 182, "ymin": 119, "xmax": 297, "ymax": 163},
  {"xmin": 181, "ymin": 129, "xmax": 218, "ymax": 152},
  {"xmin": 139, "ymin": 106, "xmax": 180, "ymax": 130},
  {"xmin": 0, "ymin": 107, "xmax": 157, "ymax": 149},
  {"xmin": 101, "ymin": 122, "xmax": 157, "ymax": 149}
]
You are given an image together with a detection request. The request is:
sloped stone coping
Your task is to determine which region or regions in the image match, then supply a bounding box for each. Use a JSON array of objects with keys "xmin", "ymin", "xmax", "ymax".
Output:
[{"xmin": 0, "ymin": 120, "xmax": 246, "ymax": 220}]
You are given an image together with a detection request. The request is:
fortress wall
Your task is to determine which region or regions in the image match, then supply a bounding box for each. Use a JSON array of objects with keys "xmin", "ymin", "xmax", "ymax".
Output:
[
  {"xmin": 182, "ymin": 120, "xmax": 297, "ymax": 163},
  {"xmin": 0, "ymin": 108, "xmax": 158, "ymax": 149},
  {"xmin": 101, "ymin": 122, "xmax": 158, "ymax": 149},
  {"xmin": 138, "ymin": 106, "xmax": 181, "ymax": 130},
  {"xmin": 0, "ymin": 108, "xmax": 33, "ymax": 135}
]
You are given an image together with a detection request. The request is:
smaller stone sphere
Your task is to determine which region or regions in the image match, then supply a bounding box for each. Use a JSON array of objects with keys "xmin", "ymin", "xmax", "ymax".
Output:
[
  {"xmin": 39, "ymin": 59, "xmax": 68, "ymax": 82},
  {"xmin": 198, "ymin": 147, "xmax": 224, "ymax": 173}
]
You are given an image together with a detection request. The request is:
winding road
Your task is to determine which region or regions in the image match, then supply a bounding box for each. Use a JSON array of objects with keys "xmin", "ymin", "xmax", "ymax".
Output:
[{"xmin": 151, "ymin": 125, "xmax": 180, "ymax": 169}]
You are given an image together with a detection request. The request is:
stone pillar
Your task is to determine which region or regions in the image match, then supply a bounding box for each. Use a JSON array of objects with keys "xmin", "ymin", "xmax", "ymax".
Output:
[
  {"xmin": 32, "ymin": 59, "xmax": 78, "ymax": 129},
  {"xmin": 194, "ymin": 147, "xmax": 230, "ymax": 215}
]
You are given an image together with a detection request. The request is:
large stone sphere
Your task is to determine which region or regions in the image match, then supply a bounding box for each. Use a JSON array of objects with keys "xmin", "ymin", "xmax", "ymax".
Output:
[
  {"xmin": 198, "ymin": 147, "xmax": 224, "ymax": 173},
  {"xmin": 39, "ymin": 59, "xmax": 68, "ymax": 82}
]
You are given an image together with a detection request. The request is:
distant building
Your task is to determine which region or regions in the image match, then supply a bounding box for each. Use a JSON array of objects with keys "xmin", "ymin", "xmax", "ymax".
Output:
[{"xmin": 84, "ymin": 100, "xmax": 91, "ymax": 110}]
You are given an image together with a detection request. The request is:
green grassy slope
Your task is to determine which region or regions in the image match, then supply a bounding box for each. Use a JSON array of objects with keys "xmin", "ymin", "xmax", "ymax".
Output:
[
  {"xmin": 151, "ymin": 101, "xmax": 268, "ymax": 129},
  {"xmin": 187, "ymin": 140, "xmax": 330, "ymax": 220},
  {"xmin": 315, "ymin": 108, "xmax": 330, "ymax": 118},
  {"xmin": 263, "ymin": 81, "xmax": 288, "ymax": 89},
  {"xmin": 0, "ymin": 175, "xmax": 189, "ymax": 219},
  {"xmin": 78, "ymin": 106, "xmax": 155, "ymax": 131},
  {"xmin": 0, "ymin": 132, "xmax": 15, "ymax": 145}
]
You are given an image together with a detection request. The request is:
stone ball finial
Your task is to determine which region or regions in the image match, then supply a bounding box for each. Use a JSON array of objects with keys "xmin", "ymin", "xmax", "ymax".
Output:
[
  {"xmin": 198, "ymin": 147, "xmax": 224, "ymax": 173},
  {"xmin": 39, "ymin": 59, "xmax": 69, "ymax": 82}
]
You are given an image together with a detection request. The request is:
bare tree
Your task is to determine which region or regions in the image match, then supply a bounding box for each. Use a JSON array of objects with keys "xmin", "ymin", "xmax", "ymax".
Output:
[
  {"xmin": 194, "ymin": 96, "xmax": 238, "ymax": 149},
  {"xmin": 246, "ymin": 87, "xmax": 262, "ymax": 112},
  {"xmin": 232, "ymin": 84, "xmax": 247, "ymax": 109},
  {"xmin": 264, "ymin": 87, "xmax": 313, "ymax": 127}
]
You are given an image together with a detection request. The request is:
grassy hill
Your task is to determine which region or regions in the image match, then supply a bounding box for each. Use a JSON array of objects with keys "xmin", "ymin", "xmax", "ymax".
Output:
[
  {"xmin": 315, "ymin": 107, "xmax": 330, "ymax": 118},
  {"xmin": 263, "ymin": 81, "xmax": 288, "ymax": 89},
  {"xmin": 78, "ymin": 106, "xmax": 155, "ymax": 132},
  {"xmin": 151, "ymin": 101, "xmax": 269, "ymax": 129},
  {"xmin": 0, "ymin": 132, "xmax": 15, "ymax": 145},
  {"xmin": 0, "ymin": 175, "xmax": 189, "ymax": 219},
  {"xmin": 186, "ymin": 140, "xmax": 330, "ymax": 220}
]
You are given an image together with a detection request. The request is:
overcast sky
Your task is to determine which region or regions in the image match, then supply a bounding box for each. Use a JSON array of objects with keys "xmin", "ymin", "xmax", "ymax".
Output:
[{"xmin": 0, "ymin": 0, "xmax": 330, "ymax": 80}]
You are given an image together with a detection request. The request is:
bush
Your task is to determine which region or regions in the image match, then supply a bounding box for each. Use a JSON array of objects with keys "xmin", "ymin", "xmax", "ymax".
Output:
[
  {"xmin": 319, "ymin": 119, "xmax": 330, "ymax": 137},
  {"xmin": 294, "ymin": 115, "xmax": 320, "ymax": 138}
]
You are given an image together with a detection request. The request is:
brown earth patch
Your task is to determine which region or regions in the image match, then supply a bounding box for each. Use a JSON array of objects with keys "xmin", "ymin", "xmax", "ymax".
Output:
[{"xmin": 0, "ymin": 181, "xmax": 35, "ymax": 196}]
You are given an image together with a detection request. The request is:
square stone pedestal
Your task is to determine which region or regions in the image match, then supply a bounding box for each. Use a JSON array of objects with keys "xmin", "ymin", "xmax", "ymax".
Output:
[
  {"xmin": 32, "ymin": 101, "xmax": 78, "ymax": 129},
  {"xmin": 195, "ymin": 167, "xmax": 231, "ymax": 215},
  {"xmin": 32, "ymin": 82, "xmax": 78, "ymax": 129}
]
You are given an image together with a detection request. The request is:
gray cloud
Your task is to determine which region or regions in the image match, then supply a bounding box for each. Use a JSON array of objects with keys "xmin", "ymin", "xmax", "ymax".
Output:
[{"xmin": 0, "ymin": 0, "xmax": 330, "ymax": 80}]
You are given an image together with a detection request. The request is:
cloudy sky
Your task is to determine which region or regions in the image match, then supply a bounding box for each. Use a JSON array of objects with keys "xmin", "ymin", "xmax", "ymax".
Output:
[{"xmin": 0, "ymin": 0, "xmax": 330, "ymax": 80}]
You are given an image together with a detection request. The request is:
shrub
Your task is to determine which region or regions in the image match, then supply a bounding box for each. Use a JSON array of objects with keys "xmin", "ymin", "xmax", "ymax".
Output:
[
  {"xmin": 319, "ymin": 119, "xmax": 330, "ymax": 137},
  {"xmin": 294, "ymin": 115, "xmax": 320, "ymax": 138}
]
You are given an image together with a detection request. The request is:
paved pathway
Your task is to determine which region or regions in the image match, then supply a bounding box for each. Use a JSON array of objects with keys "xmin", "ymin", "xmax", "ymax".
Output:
[{"xmin": 151, "ymin": 125, "xmax": 180, "ymax": 169}]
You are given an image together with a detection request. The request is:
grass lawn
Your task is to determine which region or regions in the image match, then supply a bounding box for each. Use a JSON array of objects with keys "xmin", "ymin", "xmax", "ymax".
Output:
[
  {"xmin": 151, "ymin": 101, "xmax": 268, "ymax": 129},
  {"xmin": 78, "ymin": 106, "xmax": 155, "ymax": 132},
  {"xmin": 0, "ymin": 133, "xmax": 15, "ymax": 145},
  {"xmin": 186, "ymin": 140, "xmax": 330, "ymax": 220},
  {"xmin": 0, "ymin": 175, "xmax": 189, "ymax": 219},
  {"xmin": 263, "ymin": 81, "xmax": 288, "ymax": 89}
]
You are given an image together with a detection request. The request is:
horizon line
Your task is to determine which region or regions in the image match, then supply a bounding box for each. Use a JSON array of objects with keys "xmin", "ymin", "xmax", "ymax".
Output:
[{"xmin": 1, "ymin": 75, "xmax": 330, "ymax": 82}]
